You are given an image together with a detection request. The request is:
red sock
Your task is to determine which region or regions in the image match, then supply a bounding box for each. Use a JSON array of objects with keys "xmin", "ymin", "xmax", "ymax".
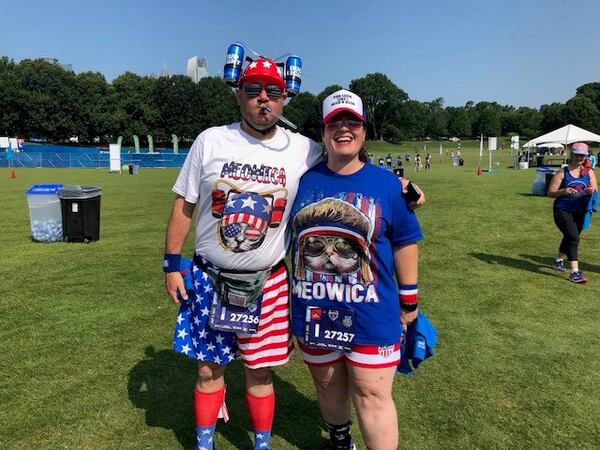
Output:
[
  {"xmin": 194, "ymin": 386, "xmax": 225, "ymax": 427},
  {"xmin": 246, "ymin": 391, "xmax": 275, "ymax": 432}
]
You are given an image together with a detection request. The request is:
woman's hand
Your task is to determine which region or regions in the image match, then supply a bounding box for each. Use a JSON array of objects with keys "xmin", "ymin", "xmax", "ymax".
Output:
[{"xmin": 400, "ymin": 308, "xmax": 418, "ymax": 333}]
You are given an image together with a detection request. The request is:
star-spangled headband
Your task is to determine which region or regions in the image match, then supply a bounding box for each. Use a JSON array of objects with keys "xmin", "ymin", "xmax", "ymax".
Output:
[{"xmin": 223, "ymin": 193, "xmax": 270, "ymax": 222}]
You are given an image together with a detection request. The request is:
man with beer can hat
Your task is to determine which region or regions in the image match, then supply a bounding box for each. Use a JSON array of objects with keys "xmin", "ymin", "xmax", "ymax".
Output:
[{"xmin": 164, "ymin": 57, "xmax": 323, "ymax": 449}]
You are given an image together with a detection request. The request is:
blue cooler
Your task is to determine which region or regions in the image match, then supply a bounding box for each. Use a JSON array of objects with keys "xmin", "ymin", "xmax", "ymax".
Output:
[{"xmin": 25, "ymin": 184, "xmax": 64, "ymax": 242}]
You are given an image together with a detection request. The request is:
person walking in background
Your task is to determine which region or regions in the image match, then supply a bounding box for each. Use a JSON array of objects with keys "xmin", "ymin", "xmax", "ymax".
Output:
[
  {"xmin": 386, "ymin": 153, "xmax": 393, "ymax": 167},
  {"xmin": 290, "ymin": 89, "xmax": 423, "ymax": 449},
  {"xmin": 425, "ymin": 153, "xmax": 432, "ymax": 171},
  {"xmin": 164, "ymin": 57, "xmax": 323, "ymax": 450},
  {"xmin": 397, "ymin": 153, "xmax": 403, "ymax": 167},
  {"xmin": 547, "ymin": 142, "xmax": 597, "ymax": 283},
  {"xmin": 589, "ymin": 151, "xmax": 597, "ymax": 169},
  {"xmin": 415, "ymin": 153, "xmax": 422, "ymax": 171}
]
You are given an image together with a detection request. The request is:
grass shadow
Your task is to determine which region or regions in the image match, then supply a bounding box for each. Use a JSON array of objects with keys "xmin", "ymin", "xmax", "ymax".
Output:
[
  {"xmin": 128, "ymin": 346, "xmax": 324, "ymax": 449},
  {"xmin": 521, "ymin": 254, "xmax": 600, "ymax": 274},
  {"xmin": 127, "ymin": 346, "xmax": 200, "ymax": 449},
  {"xmin": 469, "ymin": 252, "xmax": 561, "ymax": 276}
]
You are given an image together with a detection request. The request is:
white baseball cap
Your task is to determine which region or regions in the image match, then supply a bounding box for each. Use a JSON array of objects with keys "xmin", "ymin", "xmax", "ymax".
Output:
[{"xmin": 322, "ymin": 89, "xmax": 365, "ymax": 124}]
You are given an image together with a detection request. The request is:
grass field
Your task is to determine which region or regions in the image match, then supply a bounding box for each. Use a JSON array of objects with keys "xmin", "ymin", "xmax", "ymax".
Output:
[{"xmin": 1, "ymin": 141, "xmax": 599, "ymax": 449}]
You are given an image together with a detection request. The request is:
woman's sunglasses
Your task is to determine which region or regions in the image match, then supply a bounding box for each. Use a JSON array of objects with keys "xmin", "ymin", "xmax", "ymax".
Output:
[
  {"xmin": 243, "ymin": 83, "xmax": 283, "ymax": 100},
  {"xmin": 325, "ymin": 119, "xmax": 365, "ymax": 132}
]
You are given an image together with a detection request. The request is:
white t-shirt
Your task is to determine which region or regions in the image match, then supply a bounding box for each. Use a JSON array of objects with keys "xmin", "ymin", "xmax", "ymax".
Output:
[{"xmin": 173, "ymin": 123, "xmax": 323, "ymax": 271}]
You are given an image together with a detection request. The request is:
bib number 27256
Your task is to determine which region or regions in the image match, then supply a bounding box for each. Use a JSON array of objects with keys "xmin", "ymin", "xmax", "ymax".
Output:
[{"xmin": 210, "ymin": 295, "xmax": 261, "ymax": 334}]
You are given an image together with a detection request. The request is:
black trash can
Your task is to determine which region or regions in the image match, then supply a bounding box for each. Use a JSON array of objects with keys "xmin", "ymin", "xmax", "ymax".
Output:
[
  {"xmin": 59, "ymin": 186, "xmax": 102, "ymax": 243},
  {"xmin": 128, "ymin": 164, "xmax": 139, "ymax": 175},
  {"xmin": 393, "ymin": 167, "xmax": 405, "ymax": 177},
  {"xmin": 459, "ymin": 158, "xmax": 464, "ymax": 166}
]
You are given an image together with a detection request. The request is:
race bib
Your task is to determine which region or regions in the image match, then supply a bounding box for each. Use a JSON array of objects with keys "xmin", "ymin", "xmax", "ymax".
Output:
[
  {"xmin": 304, "ymin": 306, "xmax": 356, "ymax": 351},
  {"xmin": 209, "ymin": 293, "xmax": 262, "ymax": 334}
]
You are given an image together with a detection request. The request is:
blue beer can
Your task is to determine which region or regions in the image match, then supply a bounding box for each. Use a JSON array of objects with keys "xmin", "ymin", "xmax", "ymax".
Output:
[
  {"xmin": 223, "ymin": 43, "xmax": 245, "ymax": 87},
  {"xmin": 285, "ymin": 55, "xmax": 302, "ymax": 96}
]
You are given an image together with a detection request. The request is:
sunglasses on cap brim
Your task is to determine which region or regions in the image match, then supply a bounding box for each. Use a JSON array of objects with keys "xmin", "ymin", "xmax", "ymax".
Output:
[{"xmin": 243, "ymin": 83, "xmax": 284, "ymax": 100}]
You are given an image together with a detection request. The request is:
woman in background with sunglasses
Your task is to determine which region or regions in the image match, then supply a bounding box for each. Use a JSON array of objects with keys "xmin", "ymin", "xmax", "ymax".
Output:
[
  {"xmin": 289, "ymin": 89, "xmax": 423, "ymax": 450},
  {"xmin": 547, "ymin": 142, "xmax": 597, "ymax": 283}
]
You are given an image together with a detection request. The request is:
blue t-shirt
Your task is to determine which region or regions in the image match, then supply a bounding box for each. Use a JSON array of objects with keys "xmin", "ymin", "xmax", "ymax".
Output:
[
  {"xmin": 554, "ymin": 167, "xmax": 592, "ymax": 212},
  {"xmin": 290, "ymin": 162, "xmax": 423, "ymax": 345}
]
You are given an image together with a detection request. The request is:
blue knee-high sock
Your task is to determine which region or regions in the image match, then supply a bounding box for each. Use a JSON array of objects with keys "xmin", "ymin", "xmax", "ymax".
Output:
[
  {"xmin": 247, "ymin": 392, "xmax": 275, "ymax": 449},
  {"xmin": 253, "ymin": 430, "xmax": 271, "ymax": 449},
  {"xmin": 194, "ymin": 386, "xmax": 224, "ymax": 450},
  {"xmin": 196, "ymin": 425, "xmax": 216, "ymax": 450}
]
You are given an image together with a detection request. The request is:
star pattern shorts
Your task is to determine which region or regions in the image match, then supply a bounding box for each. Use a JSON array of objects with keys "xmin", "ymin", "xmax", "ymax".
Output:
[{"xmin": 173, "ymin": 257, "xmax": 293, "ymax": 369}]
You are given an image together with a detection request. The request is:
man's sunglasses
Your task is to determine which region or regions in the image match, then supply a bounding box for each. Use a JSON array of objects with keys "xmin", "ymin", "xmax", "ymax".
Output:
[
  {"xmin": 243, "ymin": 83, "xmax": 284, "ymax": 100},
  {"xmin": 325, "ymin": 119, "xmax": 365, "ymax": 132}
]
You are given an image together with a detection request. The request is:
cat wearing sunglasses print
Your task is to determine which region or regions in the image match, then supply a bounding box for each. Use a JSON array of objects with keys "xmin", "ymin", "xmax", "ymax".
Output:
[{"xmin": 294, "ymin": 198, "xmax": 374, "ymax": 283}]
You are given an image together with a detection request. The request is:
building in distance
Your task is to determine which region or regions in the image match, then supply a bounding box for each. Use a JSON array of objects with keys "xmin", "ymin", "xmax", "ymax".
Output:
[
  {"xmin": 187, "ymin": 56, "xmax": 208, "ymax": 83},
  {"xmin": 160, "ymin": 63, "xmax": 171, "ymax": 78},
  {"xmin": 42, "ymin": 57, "xmax": 73, "ymax": 72}
]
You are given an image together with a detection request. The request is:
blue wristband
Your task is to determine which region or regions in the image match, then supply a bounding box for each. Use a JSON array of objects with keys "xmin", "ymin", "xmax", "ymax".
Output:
[{"xmin": 163, "ymin": 253, "xmax": 182, "ymax": 272}]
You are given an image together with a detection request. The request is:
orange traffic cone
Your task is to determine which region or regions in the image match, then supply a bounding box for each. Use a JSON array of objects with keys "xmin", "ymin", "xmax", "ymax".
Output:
[
  {"xmin": 9, "ymin": 169, "xmax": 16, "ymax": 179},
  {"xmin": 476, "ymin": 165, "xmax": 482, "ymax": 176}
]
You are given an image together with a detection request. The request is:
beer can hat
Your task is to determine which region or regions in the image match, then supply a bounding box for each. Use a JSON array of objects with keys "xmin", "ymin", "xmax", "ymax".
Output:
[
  {"xmin": 239, "ymin": 58, "xmax": 286, "ymax": 90},
  {"xmin": 571, "ymin": 142, "xmax": 589, "ymax": 155},
  {"xmin": 322, "ymin": 89, "xmax": 365, "ymax": 124}
]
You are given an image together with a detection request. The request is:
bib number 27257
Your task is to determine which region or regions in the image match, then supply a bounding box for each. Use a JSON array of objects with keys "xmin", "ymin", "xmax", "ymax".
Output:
[{"xmin": 304, "ymin": 306, "xmax": 356, "ymax": 351}]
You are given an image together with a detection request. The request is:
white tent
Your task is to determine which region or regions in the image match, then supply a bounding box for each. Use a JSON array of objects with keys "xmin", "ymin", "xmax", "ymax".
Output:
[
  {"xmin": 524, "ymin": 124, "xmax": 600, "ymax": 147},
  {"xmin": 523, "ymin": 141, "xmax": 565, "ymax": 149},
  {"xmin": 537, "ymin": 142, "xmax": 564, "ymax": 148}
]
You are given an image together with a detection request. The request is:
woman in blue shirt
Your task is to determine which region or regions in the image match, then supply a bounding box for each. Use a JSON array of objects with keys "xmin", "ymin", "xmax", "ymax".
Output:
[
  {"xmin": 290, "ymin": 90, "xmax": 423, "ymax": 449},
  {"xmin": 547, "ymin": 142, "xmax": 597, "ymax": 283}
]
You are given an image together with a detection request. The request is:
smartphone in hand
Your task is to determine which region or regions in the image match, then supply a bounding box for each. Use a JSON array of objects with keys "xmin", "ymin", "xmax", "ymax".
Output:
[{"xmin": 405, "ymin": 181, "xmax": 422, "ymax": 203}]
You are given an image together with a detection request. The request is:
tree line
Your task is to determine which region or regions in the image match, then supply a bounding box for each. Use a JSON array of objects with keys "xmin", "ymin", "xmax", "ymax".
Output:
[{"xmin": 1, "ymin": 57, "xmax": 600, "ymax": 146}]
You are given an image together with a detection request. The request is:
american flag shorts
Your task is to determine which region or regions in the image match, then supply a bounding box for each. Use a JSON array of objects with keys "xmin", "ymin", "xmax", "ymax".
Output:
[
  {"xmin": 173, "ymin": 257, "xmax": 294, "ymax": 369},
  {"xmin": 297, "ymin": 340, "xmax": 400, "ymax": 369}
]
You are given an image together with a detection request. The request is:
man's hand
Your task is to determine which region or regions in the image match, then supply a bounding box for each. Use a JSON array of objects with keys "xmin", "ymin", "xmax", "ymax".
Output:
[
  {"xmin": 409, "ymin": 189, "xmax": 426, "ymax": 210},
  {"xmin": 400, "ymin": 308, "xmax": 418, "ymax": 333},
  {"xmin": 166, "ymin": 271, "xmax": 187, "ymax": 304},
  {"xmin": 401, "ymin": 178, "xmax": 426, "ymax": 210}
]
